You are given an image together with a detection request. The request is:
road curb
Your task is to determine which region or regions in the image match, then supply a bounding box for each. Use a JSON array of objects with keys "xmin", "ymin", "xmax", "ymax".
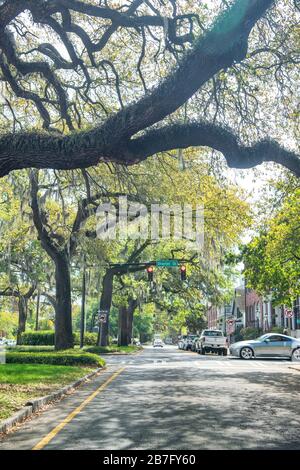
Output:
[{"xmin": 0, "ymin": 367, "xmax": 103, "ymax": 434}]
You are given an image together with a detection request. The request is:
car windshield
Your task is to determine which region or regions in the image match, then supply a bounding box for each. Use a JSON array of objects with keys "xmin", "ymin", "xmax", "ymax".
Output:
[
  {"xmin": 256, "ymin": 334, "xmax": 270, "ymax": 341},
  {"xmin": 203, "ymin": 331, "xmax": 223, "ymax": 337}
]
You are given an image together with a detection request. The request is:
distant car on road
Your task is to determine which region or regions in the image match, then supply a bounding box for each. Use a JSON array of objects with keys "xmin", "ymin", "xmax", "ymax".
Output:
[
  {"xmin": 196, "ymin": 329, "xmax": 228, "ymax": 356},
  {"xmin": 153, "ymin": 339, "xmax": 164, "ymax": 348},
  {"xmin": 230, "ymin": 333, "xmax": 300, "ymax": 360}
]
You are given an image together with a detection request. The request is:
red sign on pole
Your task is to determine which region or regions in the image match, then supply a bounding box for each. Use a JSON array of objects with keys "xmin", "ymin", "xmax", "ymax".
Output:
[
  {"xmin": 284, "ymin": 309, "xmax": 293, "ymax": 318},
  {"xmin": 226, "ymin": 319, "xmax": 235, "ymax": 334}
]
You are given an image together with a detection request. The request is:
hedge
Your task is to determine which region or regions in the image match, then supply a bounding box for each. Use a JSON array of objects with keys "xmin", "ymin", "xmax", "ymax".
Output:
[
  {"xmin": 5, "ymin": 351, "xmax": 105, "ymax": 367},
  {"xmin": 20, "ymin": 331, "xmax": 99, "ymax": 346},
  {"xmin": 20, "ymin": 331, "xmax": 55, "ymax": 346}
]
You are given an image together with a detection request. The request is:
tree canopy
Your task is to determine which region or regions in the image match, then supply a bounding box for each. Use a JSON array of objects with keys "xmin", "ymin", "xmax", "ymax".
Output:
[{"xmin": 243, "ymin": 175, "xmax": 300, "ymax": 305}]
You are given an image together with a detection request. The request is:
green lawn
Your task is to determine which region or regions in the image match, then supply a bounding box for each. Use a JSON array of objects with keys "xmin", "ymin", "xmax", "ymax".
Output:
[{"xmin": 0, "ymin": 364, "xmax": 94, "ymax": 421}]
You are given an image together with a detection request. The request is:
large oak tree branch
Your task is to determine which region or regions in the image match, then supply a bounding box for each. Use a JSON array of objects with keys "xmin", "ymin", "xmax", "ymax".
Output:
[
  {"xmin": 1, "ymin": 0, "xmax": 298, "ymax": 177},
  {"xmin": 127, "ymin": 122, "xmax": 300, "ymax": 175},
  {"xmin": 30, "ymin": 170, "xmax": 64, "ymax": 260}
]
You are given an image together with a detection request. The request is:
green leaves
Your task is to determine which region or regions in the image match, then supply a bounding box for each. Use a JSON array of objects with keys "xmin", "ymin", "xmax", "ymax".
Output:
[{"xmin": 243, "ymin": 183, "xmax": 300, "ymax": 305}]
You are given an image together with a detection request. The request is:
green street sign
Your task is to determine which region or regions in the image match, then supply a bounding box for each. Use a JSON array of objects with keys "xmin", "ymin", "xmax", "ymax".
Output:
[{"xmin": 156, "ymin": 260, "xmax": 179, "ymax": 267}]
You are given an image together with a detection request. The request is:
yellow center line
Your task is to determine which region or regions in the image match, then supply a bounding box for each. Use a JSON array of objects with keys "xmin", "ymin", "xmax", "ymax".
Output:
[{"xmin": 32, "ymin": 366, "xmax": 126, "ymax": 451}]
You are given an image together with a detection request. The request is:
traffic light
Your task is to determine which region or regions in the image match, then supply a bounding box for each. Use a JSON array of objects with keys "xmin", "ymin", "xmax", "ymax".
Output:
[
  {"xmin": 147, "ymin": 265, "xmax": 154, "ymax": 282},
  {"xmin": 180, "ymin": 265, "xmax": 187, "ymax": 281}
]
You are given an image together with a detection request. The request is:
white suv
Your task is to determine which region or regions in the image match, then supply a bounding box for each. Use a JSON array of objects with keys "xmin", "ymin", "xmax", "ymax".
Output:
[{"xmin": 153, "ymin": 339, "xmax": 164, "ymax": 348}]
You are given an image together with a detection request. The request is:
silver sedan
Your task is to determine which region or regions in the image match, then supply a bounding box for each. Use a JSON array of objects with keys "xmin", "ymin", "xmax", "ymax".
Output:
[{"xmin": 230, "ymin": 333, "xmax": 300, "ymax": 360}]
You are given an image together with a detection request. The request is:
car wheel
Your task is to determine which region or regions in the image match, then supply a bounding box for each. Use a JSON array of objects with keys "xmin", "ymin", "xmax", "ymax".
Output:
[
  {"xmin": 240, "ymin": 347, "xmax": 253, "ymax": 360},
  {"xmin": 292, "ymin": 348, "xmax": 300, "ymax": 361}
]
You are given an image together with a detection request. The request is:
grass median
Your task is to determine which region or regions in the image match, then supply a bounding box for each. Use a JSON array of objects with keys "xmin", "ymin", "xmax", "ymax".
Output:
[
  {"xmin": 8, "ymin": 345, "xmax": 142, "ymax": 355},
  {"xmin": 0, "ymin": 363, "xmax": 96, "ymax": 421},
  {"xmin": 0, "ymin": 349, "xmax": 106, "ymax": 422}
]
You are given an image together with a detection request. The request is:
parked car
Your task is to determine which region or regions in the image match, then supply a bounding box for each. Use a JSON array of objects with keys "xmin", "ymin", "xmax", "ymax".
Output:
[
  {"xmin": 191, "ymin": 336, "xmax": 200, "ymax": 352},
  {"xmin": 164, "ymin": 337, "xmax": 173, "ymax": 345},
  {"xmin": 153, "ymin": 339, "xmax": 164, "ymax": 348},
  {"xmin": 178, "ymin": 335, "xmax": 187, "ymax": 349},
  {"xmin": 183, "ymin": 335, "xmax": 198, "ymax": 351},
  {"xmin": 196, "ymin": 329, "xmax": 228, "ymax": 356},
  {"xmin": 230, "ymin": 333, "xmax": 300, "ymax": 360}
]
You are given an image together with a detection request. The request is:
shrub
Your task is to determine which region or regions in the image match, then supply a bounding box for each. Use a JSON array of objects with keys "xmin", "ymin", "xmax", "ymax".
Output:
[
  {"xmin": 73, "ymin": 332, "xmax": 98, "ymax": 346},
  {"xmin": 6, "ymin": 351, "xmax": 105, "ymax": 367},
  {"xmin": 233, "ymin": 331, "xmax": 244, "ymax": 342},
  {"xmin": 271, "ymin": 326, "xmax": 285, "ymax": 334},
  {"xmin": 239, "ymin": 327, "xmax": 262, "ymax": 340},
  {"xmin": 20, "ymin": 330, "xmax": 55, "ymax": 345}
]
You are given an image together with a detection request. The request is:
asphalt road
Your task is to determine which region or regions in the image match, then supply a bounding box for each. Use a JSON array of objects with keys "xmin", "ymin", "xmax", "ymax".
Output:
[{"xmin": 1, "ymin": 346, "xmax": 300, "ymax": 450}]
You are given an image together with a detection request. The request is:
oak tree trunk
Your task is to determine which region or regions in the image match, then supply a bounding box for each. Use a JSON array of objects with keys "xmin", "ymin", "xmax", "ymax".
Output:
[
  {"xmin": 54, "ymin": 252, "xmax": 73, "ymax": 350},
  {"xmin": 127, "ymin": 299, "xmax": 138, "ymax": 345},
  {"xmin": 118, "ymin": 306, "xmax": 128, "ymax": 347},
  {"xmin": 17, "ymin": 296, "xmax": 27, "ymax": 345},
  {"xmin": 118, "ymin": 299, "xmax": 138, "ymax": 347}
]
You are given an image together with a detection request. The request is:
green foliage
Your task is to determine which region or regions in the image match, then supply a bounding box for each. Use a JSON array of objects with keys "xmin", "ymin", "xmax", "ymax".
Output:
[
  {"xmin": 20, "ymin": 331, "xmax": 100, "ymax": 347},
  {"xmin": 239, "ymin": 327, "xmax": 262, "ymax": 340},
  {"xmin": 243, "ymin": 182, "xmax": 300, "ymax": 305},
  {"xmin": 270, "ymin": 326, "xmax": 285, "ymax": 334},
  {"xmin": 73, "ymin": 332, "xmax": 98, "ymax": 346},
  {"xmin": 0, "ymin": 311, "xmax": 18, "ymax": 338},
  {"xmin": 6, "ymin": 351, "xmax": 105, "ymax": 367},
  {"xmin": 133, "ymin": 305, "xmax": 154, "ymax": 342}
]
